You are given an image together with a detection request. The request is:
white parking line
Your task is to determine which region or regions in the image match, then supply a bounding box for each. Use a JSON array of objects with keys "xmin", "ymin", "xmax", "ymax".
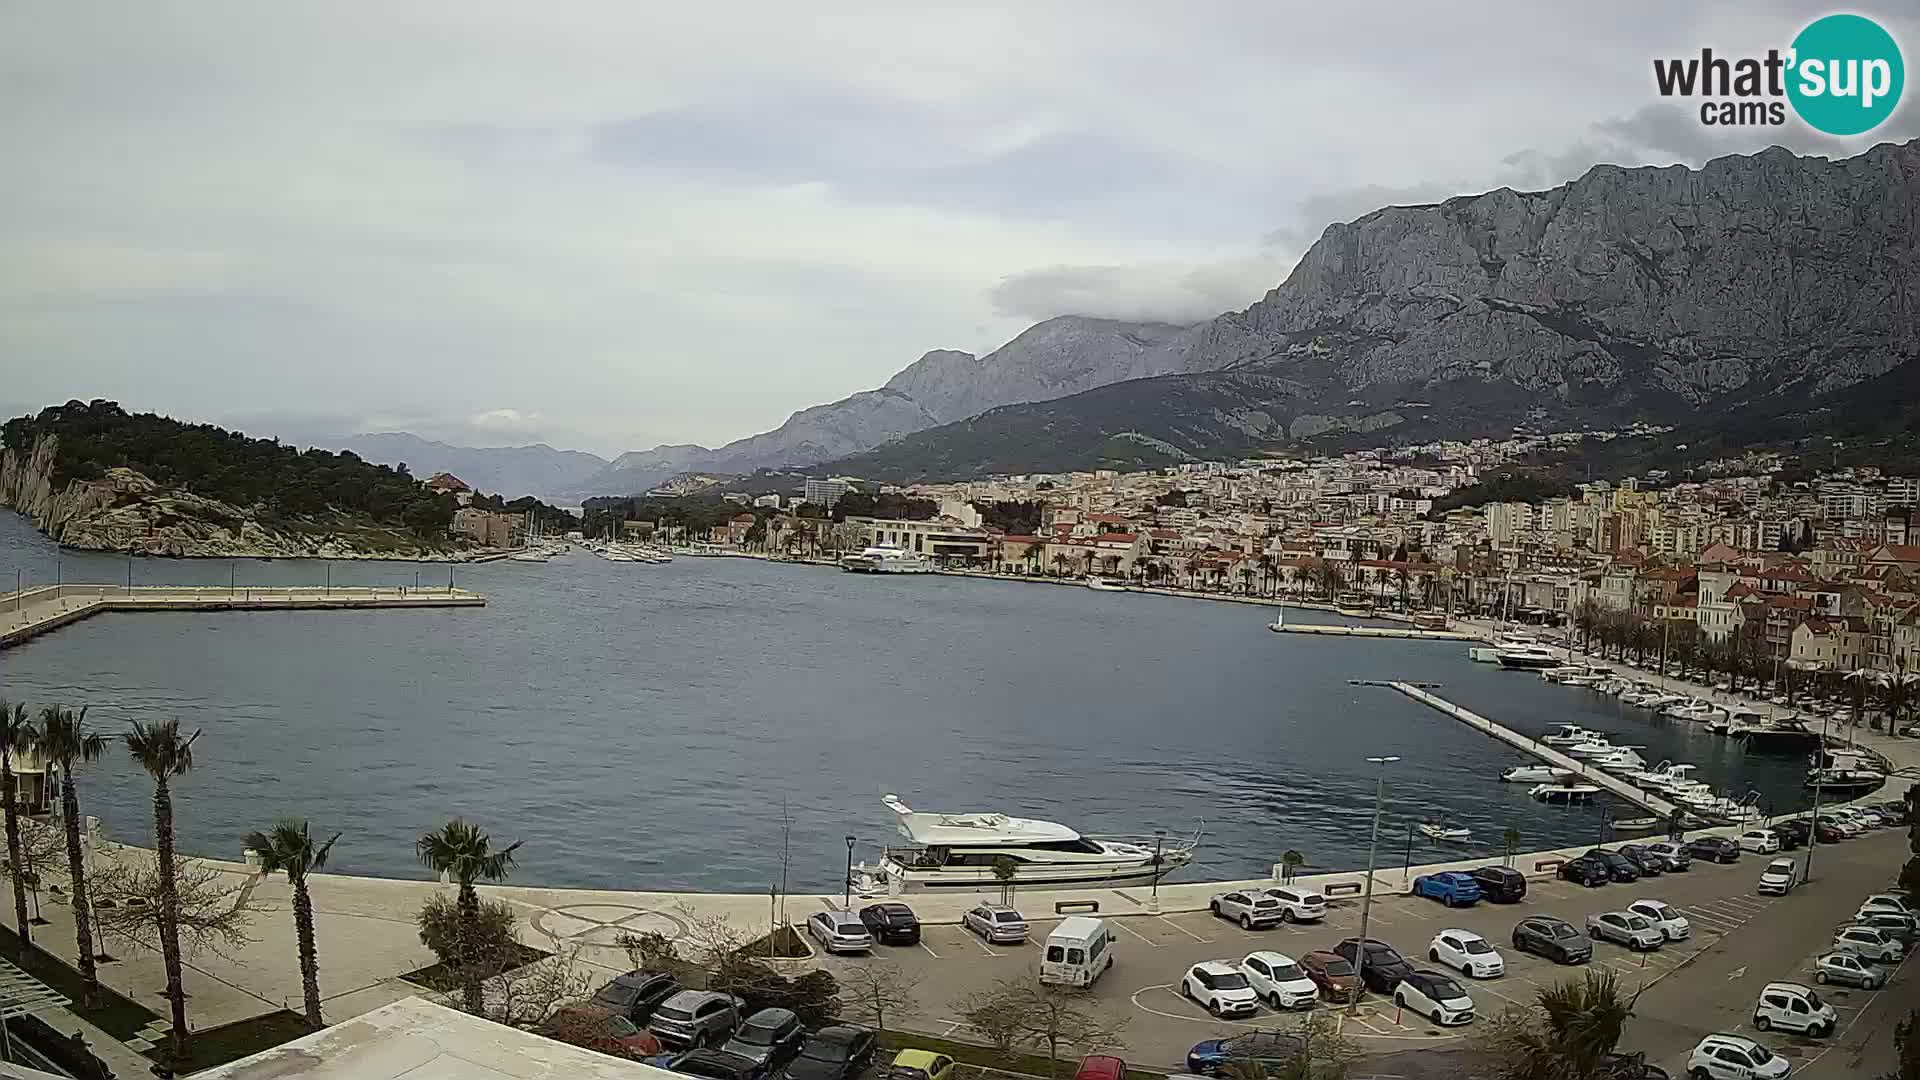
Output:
[
  {"xmin": 919, "ymin": 940, "xmax": 942, "ymax": 960},
  {"xmin": 1111, "ymin": 919, "xmax": 1166, "ymax": 948},
  {"xmin": 1162, "ymin": 916, "xmax": 1213, "ymax": 943}
]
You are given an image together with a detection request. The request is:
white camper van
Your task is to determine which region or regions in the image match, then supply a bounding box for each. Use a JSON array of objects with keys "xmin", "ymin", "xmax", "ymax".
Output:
[{"xmin": 1040, "ymin": 916, "xmax": 1115, "ymax": 987}]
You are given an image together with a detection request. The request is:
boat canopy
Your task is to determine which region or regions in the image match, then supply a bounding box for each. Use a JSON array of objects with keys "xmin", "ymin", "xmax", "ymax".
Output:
[{"xmin": 882, "ymin": 794, "xmax": 1081, "ymax": 845}]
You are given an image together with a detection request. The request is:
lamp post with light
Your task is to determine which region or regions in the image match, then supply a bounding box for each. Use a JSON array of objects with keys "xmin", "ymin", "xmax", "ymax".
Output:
[
  {"xmin": 1349, "ymin": 754, "xmax": 1400, "ymax": 1015},
  {"xmin": 843, "ymin": 836, "xmax": 857, "ymax": 908}
]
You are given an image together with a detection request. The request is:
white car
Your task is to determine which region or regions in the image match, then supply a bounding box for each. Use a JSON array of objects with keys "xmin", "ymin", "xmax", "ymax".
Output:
[
  {"xmin": 1182, "ymin": 961, "xmax": 1259, "ymax": 1017},
  {"xmin": 1626, "ymin": 900, "xmax": 1691, "ymax": 941},
  {"xmin": 1393, "ymin": 969, "xmax": 1474, "ymax": 1026},
  {"xmin": 1209, "ymin": 890, "xmax": 1285, "ymax": 929},
  {"xmin": 1687, "ymin": 1034, "xmax": 1791, "ymax": 1079},
  {"xmin": 1814, "ymin": 950, "xmax": 1884, "ymax": 989},
  {"xmin": 1757, "ymin": 859, "xmax": 1799, "ymax": 896},
  {"xmin": 1833, "ymin": 925, "xmax": 1905, "ymax": 963},
  {"xmin": 1738, "ymin": 829, "xmax": 1781, "ymax": 855},
  {"xmin": 1239, "ymin": 951, "xmax": 1319, "ymax": 1010},
  {"xmin": 1752, "ymin": 982, "xmax": 1835, "ymax": 1038},
  {"xmin": 1858, "ymin": 893, "xmax": 1916, "ymax": 918},
  {"xmin": 1261, "ymin": 886, "xmax": 1327, "ymax": 922},
  {"xmin": 1427, "ymin": 929, "xmax": 1504, "ymax": 978},
  {"xmin": 1585, "ymin": 911, "xmax": 1665, "ymax": 951}
]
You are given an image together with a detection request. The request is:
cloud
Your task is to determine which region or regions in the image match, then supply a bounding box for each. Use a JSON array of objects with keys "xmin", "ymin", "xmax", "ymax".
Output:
[
  {"xmin": 468, "ymin": 408, "xmax": 544, "ymax": 435},
  {"xmin": 988, "ymin": 253, "xmax": 1289, "ymax": 326}
]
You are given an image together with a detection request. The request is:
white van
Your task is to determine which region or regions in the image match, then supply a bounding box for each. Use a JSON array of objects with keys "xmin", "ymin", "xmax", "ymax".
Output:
[
  {"xmin": 1752, "ymin": 982, "xmax": 1835, "ymax": 1038},
  {"xmin": 1040, "ymin": 916, "xmax": 1115, "ymax": 987}
]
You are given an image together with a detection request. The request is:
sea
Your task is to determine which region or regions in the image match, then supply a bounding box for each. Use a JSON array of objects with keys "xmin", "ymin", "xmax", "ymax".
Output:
[{"xmin": 0, "ymin": 512, "xmax": 1816, "ymax": 892}]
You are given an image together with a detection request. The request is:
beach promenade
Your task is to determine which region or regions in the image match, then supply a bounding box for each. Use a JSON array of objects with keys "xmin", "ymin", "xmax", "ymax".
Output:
[{"xmin": 1, "ymin": 583, "xmax": 487, "ymax": 649}]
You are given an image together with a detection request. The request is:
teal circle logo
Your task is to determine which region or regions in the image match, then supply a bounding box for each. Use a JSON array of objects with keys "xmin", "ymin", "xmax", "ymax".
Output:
[{"xmin": 1787, "ymin": 14, "xmax": 1904, "ymax": 136}]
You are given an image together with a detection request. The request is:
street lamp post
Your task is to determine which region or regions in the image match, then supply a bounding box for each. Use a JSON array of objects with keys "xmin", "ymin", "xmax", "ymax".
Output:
[
  {"xmin": 1150, "ymin": 829, "xmax": 1166, "ymax": 912},
  {"xmin": 843, "ymin": 835, "xmax": 857, "ymax": 908},
  {"xmin": 1350, "ymin": 754, "xmax": 1400, "ymax": 1015},
  {"xmin": 1804, "ymin": 709, "xmax": 1831, "ymax": 884}
]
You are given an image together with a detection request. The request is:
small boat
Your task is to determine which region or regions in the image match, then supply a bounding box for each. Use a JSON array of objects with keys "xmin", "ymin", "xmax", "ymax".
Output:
[
  {"xmin": 1496, "ymin": 645, "xmax": 1564, "ymax": 670},
  {"xmin": 1334, "ymin": 592, "xmax": 1376, "ymax": 618},
  {"xmin": 1469, "ymin": 635, "xmax": 1538, "ymax": 663},
  {"xmin": 1611, "ymin": 817, "xmax": 1663, "ymax": 832},
  {"xmin": 1541, "ymin": 724, "xmax": 1599, "ymax": 747},
  {"xmin": 1590, "ymin": 749, "xmax": 1648, "ymax": 773},
  {"xmin": 1501, "ymin": 764, "xmax": 1574, "ymax": 783},
  {"xmin": 1805, "ymin": 768, "xmax": 1887, "ymax": 795},
  {"xmin": 1085, "ymin": 577, "xmax": 1127, "ymax": 592},
  {"xmin": 1737, "ymin": 717, "xmax": 1822, "ymax": 753},
  {"xmin": 1419, "ymin": 820, "xmax": 1472, "ymax": 842},
  {"xmin": 1530, "ymin": 783, "xmax": 1601, "ymax": 803},
  {"xmin": 1565, "ymin": 738, "xmax": 1623, "ymax": 759},
  {"xmin": 841, "ymin": 545, "xmax": 935, "ymax": 574}
]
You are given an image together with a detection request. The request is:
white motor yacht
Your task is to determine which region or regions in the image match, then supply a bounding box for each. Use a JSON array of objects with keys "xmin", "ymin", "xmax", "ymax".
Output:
[
  {"xmin": 1085, "ymin": 577, "xmax": 1127, "ymax": 592},
  {"xmin": 1541, "ymin": 724, "xmax": 1600, "ymax": 747},
  {"xmin": 1501, "ymin": 764, "xmax": 1575, "ymax": 783},
  {"xmin": 1530, "ymin": 783, "xmax": 1600, "ymax": 803},
  {"xmin": 841, "ymin": 546, "xmax": 935, "ymax": 574},
  {"xmin": 1564, "ymin": 738, "xmax": 1622, "ymax": 759},
  {"xmin": 1496, "ymin": 644, "xmax": 1564, "ymax": 670},
  {"xmin": 1662, "ymin": 699, "xmax": 1720, "ymax": 723},
  {"xmin": 849, "ymin": 795, "xmax": 1195, "ymax": 893},
  {"xmin": 1469, "ymin": 634, "xmax": 1539, "ymax": 663},
  {"xmin": 1590, "ymin": 748, "xmax": 1648, "ymax": 773}
]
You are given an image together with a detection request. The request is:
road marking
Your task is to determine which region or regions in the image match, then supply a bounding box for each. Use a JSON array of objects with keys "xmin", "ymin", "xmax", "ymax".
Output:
[
  {"xmin": 1162, "ymin": 916, "xmax": 1212, "ymax": 943},
  {"xmin": 1726, "ymin": 965, "xmax": 1747, "ymax": 981},
  {"xmin": 919, "ymin": 940, "xmax": 942, "ymax": 960},
  {"xmin": 1478, "ymin": 983, "xmax": 1536, "ymax": 1009},
  {"xmin": 1111, "ymin": 919, "xmax": 1165, "ymax": 948}
]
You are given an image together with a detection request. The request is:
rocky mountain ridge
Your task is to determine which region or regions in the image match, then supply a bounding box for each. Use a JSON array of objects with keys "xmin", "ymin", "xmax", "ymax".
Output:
[{"xmin": 338, "ymin": 432, "xmax": 607, "ymax": 503}]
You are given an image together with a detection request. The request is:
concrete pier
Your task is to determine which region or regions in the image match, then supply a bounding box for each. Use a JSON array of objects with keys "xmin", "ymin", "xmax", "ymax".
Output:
[
  {"xmin": 1269, "ymin": 622, "xmax": 1474, "ymax": 640},
  {"xmin": 1385, "ymin": 680, "xmax": 1683, "ymax": 820},
  {"xmin": 1, "ymin": 583, "xmax": 486, "ymax": 649}
]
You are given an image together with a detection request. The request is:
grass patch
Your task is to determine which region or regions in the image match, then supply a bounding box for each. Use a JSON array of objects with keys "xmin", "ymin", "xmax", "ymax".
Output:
[
  {"xmin": 149, "ymin": 1009, "xmax": 312, "ymax": 1072},
  {"xmin": 0, "ymin": 926, "xmax": 160, "ymax": 1041},
  {"xmin": 875, "ymin": 1029, "xmax": 1162, "ymax": 1080},
  {"xmin": 399, "ymin": 943, "xmax": 552, "ymax": 993}
]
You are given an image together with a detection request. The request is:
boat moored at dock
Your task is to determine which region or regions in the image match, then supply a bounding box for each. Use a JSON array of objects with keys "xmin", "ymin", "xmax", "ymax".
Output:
[{"xmin": 840, "ymin": 546, "xmax": 935, "ymax": 574}]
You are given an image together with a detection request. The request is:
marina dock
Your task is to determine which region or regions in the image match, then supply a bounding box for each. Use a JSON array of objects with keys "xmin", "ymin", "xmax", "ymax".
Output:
[
  {"xmin": 1384, "ymin": 680, "xmax": 1683, "ymax": 820},
  {"xmin": 2, "ymin": 583, "xmax": 486, "ymax": 650},
  {"xmin": 1269, "ymin": 622, "xmax": 1475, "ymax": 640}
]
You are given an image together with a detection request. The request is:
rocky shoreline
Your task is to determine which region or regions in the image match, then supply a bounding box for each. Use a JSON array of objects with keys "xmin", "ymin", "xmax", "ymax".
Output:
[{"xmin": 1, "ymin": 436, "xmax": 475, "ymax": 562}]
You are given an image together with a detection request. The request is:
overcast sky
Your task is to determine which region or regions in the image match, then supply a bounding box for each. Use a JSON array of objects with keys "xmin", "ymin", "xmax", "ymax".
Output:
[{"xmin": 2, "ymin": 3, "xmax": 1914, "ymax": 457}]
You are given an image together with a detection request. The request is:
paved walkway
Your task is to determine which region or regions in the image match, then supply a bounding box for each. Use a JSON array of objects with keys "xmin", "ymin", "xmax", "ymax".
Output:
[{"xmin": 1, "ymin": 584, "xmax": 488, "ymax": 649}]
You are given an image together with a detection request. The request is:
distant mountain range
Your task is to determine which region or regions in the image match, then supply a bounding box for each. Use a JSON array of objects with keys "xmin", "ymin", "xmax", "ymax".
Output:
[{"xmin": 343, "ymin": 139, "xmax": 1918, "ymax": 497}]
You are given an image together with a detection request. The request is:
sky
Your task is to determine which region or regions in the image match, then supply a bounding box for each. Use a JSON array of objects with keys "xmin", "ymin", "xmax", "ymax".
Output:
[{"xmin": 2, "ymin": 2, "xmax": 1915, "ymax": 458}]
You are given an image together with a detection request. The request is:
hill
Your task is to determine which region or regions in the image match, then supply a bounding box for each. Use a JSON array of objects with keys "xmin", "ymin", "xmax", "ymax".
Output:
[{"xmin": 338, "ymin": 432, "xmax": 606, "ymax": 503}]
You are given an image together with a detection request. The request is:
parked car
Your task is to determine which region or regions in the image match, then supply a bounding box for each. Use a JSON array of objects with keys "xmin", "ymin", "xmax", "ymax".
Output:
[
  {"xmin": 1428, "ymin": 929, "xmax": 1504, "ymax": 978},
  {"xmin": 1757, "ymin": 858, "xmax": 1799, "ymax": 896},
  {"xmin": 1559, "ymin": 853, "xmax": 1612, "ymax": 887},
  {"xmin": 1185, "ymin": 1032, "xmax": 1305, "ymax": 1076},
  {"xmin": 779, "ymin": 1025, "xmax": 876, "ymax": 1080},
  {"xmin": 1394, "ymin": 969, "xmax": 1475, "ymax": 1026},
  {"xmin": 667, "ymin": 1049, "xmax": 765, "ymax": 1080},
  {"xmin": 590, "ymin": 970, "xmax": 682, "ymax": 1025},
  {"xmin": 1469, "ymin": 865, "xmax": 1528, "ymax": 903},
  {"xmin": 1814, "ymin": 950, "xmax": 1884, "ymax": 989},
  {"xmin": 1240, "ymin": 951, "xmax": 1320, "ymax": 1010},
  {"xmin": 1616, "ymin": 845, "xmax": 1666, "ymax": 877},
  {"xmin": 858, "ymin": 903, "xmax": 921, "ymax": 945},
  {"xmin": 1815, "ymin": 814, "xmax": 1863, "ymax": 838},
  {"xmin": 962, "ymin": 903, "xmax": 1030, "ymax": 944},
  {"xmin": 1182, "ymin": 960, "xmax": 1260, "ymax": 1017},
  {"xmin": 1686, "ymin": 1034, "xmax": 1790, "ymax": 1080},
  {"xmin": 720, "ymin": 1009, "xmax": 805, "ymax": 1073},
  {"xmin": 1586, "ymin": 848, "xmax": 1641, "ymax": 883},
  {"xmin": 1512, "ymin": 916, "xmax": 1593, "ymax": 965},
  {"xmin": 1685, "ymin": 836, "xmax": 1741, "ymax": 864},
  {"xmin": 1738, "ymin": 829, "xmax": 1781, "ymax": 855},
  {"xmin": 1586, "ymin": 911, "xmax": 1665, "ymax": 951},
  {"xmin": 543, "ymin": 1005, "xmax": 664, "ymax": 1057},
  {"xmin": 1858, "ymin": 893, "xmax": 1917, "ymax": 918},
  {"xmin": 1261, "ymin": 886, "xmax": 1327, "ymax": 922},
  {"xmin": 1411, "ymin": 872, "xmax": 1483, "ymax": 907},
  {"xmin": 1210, "ymin": 889, "xmax": 1286, "ymax": 929},
  {"xmin": 1751, "ymin": 982, "xmax": 1835, "ymax": 1038},
  {"xmin": 806, "ymin": 911, "xmax": 873, "ymax": 954},
  {"xmin": 1625, "ymin": 899, "xmax": 1691, "ymax": 941},
  {"xmin": 1812, "ymin": 821, "xmax": 1847, "ymax": 844},
  {"xmin": 1851, "ymin": 911, "xmax": 1919, "ymax": 946},
  {"xmin": 1297, "ymin": 949, "xmax": 1363, "ymax": 1000},
  {"xmin": 1772, "ymin": 819, "xmax": 1812, "ymax": 849},
  {"xmin": 1073, "ymin": 1056, "xmax": 1128, "ymax": 1080},
  {"xmin": 1643, "ymin": 841, "xmax": 1692, "ymax": 871},
  {"xmin": 1832, "ymin": 925, "xmax": 1905, "ymax": 963},
  {"xmin": 1333, "ymin": 938, "xmax": 1414, "ymax": 992},
  {"xmin": 650, "ymin": 990, "xmax": 746, "ymax": 1050},
  {"xmin": 885, "ymin": 1050, "xmax": 955, "ymax": 1080}
]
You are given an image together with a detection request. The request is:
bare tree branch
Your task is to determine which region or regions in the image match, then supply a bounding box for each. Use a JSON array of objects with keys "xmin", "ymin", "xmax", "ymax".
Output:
[{"xmin": 90, "ymin": 850, "xmax": 256, "ymax": 960}]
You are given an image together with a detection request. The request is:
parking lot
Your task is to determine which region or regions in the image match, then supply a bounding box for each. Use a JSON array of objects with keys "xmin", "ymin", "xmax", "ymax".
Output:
[{"xmin": 814, "ymin": 828, "xmax": 1911, "ymax": 1072}]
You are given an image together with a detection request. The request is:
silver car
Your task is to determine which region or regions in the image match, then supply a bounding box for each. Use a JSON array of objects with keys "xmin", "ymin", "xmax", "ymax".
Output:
[
  {"xmin": 1814, "ymin": 950, "xmax": 1884, "ymax": 989},
  {"xmin": 806, "ymin": 910, "xmax": 872, "ymax": 954},
  {"xmin": 1586, "ymin": 911, "xmax": 1665, "ymax": 951},
  {"xmin": 648, "ymin": 990, "xmax": 745, "ymax": 1049},
  {"xmin": 963, "ymin": 902, "xmax": 1029, "ymax": 944},
  {"xmin": 1210, "ymin": 890, "xmax": 1285, "ymax": 929},
  {"xmin": 1832, "ymin": 925, "xmax": 1905, "ymax": 963}
]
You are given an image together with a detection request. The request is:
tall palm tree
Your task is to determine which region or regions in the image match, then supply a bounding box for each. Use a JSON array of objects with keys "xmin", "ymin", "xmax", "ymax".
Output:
[
  {"xmin": 0, "ymin": 701, "xmax": 41, "ymax": 953},
  {"xmin": 124, "ymin": 718, "xmax": 200, "ymax": 1058},
  {"xmin": 1518, "ymin": 969, "xmax": 1641, "ymax": 1079},
  {"xmin": 415, "ymin": 819, "xmax": 521, "ymax": 1012},
  {"xmin": 38, "ymin": 706, "xmax": 107, "ymax": 1006},
  {"xmin": 244, "ymin": 820, "xmax": 340, "ymax": 1029}
]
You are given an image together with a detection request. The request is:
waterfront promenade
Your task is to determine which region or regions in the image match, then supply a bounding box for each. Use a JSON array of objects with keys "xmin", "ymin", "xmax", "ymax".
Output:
[{"xmin": 1, "ymin": 583, "xmax": 487, "ymax": 649}]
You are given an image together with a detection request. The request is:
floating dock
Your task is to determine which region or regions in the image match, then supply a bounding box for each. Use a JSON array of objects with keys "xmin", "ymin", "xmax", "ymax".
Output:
[
  {"xmin": 1384, "ymin": 680, "xmax": 1682, "ymax": 820},
  {"xmin": 1269, "ymin": 622, "xmax": 1475, "ymax": 640},
  {"xmin": 2, "ymin": 584, "xmax": 486, "ymax": 649}
]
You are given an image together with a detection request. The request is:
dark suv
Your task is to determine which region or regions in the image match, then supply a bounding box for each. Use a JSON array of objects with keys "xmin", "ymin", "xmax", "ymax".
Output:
[
  {"xmin": 1559, "ymin": 852, "xmax": 1612, "ymax": 887},
  {"xmin": 1772, "ymin": 820, "xmax": 1811, "ymax": 849},
  {"xmin": 1469, "ymin": 865, "xmax": 1528, "ymax": 903},
  {"xmin": 1616, "ymin": 845, "xmax": 1666, "ymax": 877},
  {"xmin": 591, "ymin": 970, "xmax": 682, "ymax": 1025},
  {"xmin": 1512, "ymin": 916, "xmax": 1593, "ymax": 965},
  {"xmin": 1685, "ymin": 836, "xmax": 1741, "ymax": 864},
  {"xmin": 1586, "ymin": 848, "xmax": 1641, "ymax": 883},
  {"xmin": 720, "ymin": 1008, "xmax": 805, "ymax": 1073},
  {"xmin": 858, "ymin": 903, "xmax": 922, "ymax": 946},
  {"xmin": 1333, "ymin": 937, "xmax": 1414, "ymax": 992}
]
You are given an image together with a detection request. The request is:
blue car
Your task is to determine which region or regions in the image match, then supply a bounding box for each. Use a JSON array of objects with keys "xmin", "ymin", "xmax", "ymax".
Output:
[
  {"xmin": 1186, "ymin": 1033, "xmax": 1305, "ymax": 1076},
  {"xmin": 1411, "ymin": 872, "xmax": 1482, "ymax": 907}
]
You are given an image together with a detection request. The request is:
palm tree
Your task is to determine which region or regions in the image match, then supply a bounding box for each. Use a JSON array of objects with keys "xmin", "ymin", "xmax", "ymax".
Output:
[
  {"xmin": 1499, "ymin": 969, "xmax": 1642, "ymax": 1079},
  {"xmin": 1394, "ymin": 566, "xmax": 1412, "ymax": 612},
  {"xmin": 38, "ymin": 706, "xmax": 107, "ymax": 1006},
  {"xmin": 1050, "ymin": 552, "xmax": 1070, "ymax": 578},
  {"xmin": 415, "ymin": 819, "xmax": 521, "ymax": 1012},
  {"xmin": 0, "ymin": 702, "xmax": 41, "ymax": 953},
  {"xmin": 124, "ymin": 718, "xmax": 201, "ymax": 1058},
  {"xmin": 244, "ymin": 820, "xmax": 340, "ymax": 1029},
  {"xmin": 1279, "ymin": 849, "xmax": 1305, "ymax": 884}
]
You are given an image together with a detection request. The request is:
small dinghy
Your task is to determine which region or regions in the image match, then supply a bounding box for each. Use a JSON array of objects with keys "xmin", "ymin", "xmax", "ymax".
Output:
[
  {"xmin": 1418, "ymin": 819, "xmax": 1472, "ymax": 842},
  {"xmin": 1501, "ymin": 764, "xmax": 1574, "ymax": 783}
]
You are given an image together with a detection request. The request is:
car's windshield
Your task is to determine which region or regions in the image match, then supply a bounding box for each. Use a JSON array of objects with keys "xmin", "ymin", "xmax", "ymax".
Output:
[
  {"xmin": 607, "ymin": 1017, "xmax": 641, "ymax": 1037},
  {"xmin": 1429, "ymin": 977, "xmax": 1464, "ymax": 998},
  {"xmin": 735, "ymin": 1024, "xmax": 779, "ymax": 1045},
  {"xmin": 994, "ymin": 911, "xmax": 1023, "ymax": 923},
  {"xmin": 1551, "ymin": 924, "xmax": 1578, "ymax": 938},
  {"xmin": 1626, "ymin": 916, "xmax": 1652, "ymax": 931},
  {"xmin": 1252, "ymin": 898, "xmax": 1278, "ymax": 907},
  {"xmin": 1649, "ymin": 905, "xmax": 1678, "ymax": 918},
  {"xmin": 1271, "ymin": 963, "xmax": 1304, "ymax": 980},
  {"xmin": 596, "ymin": 984, "xmax": 640, "ymax": 1005},
  {"xmin": 1747, "ymin": 1045, "xmax": 1774, "ymax": 1064},
  {"xmin": 1211, "ymin": 972, "xmax": 1251, "ymax": 990},
  {"xmin": 1462, "ymin": 939, "xmax": 1492, "ymax": 954},
  {"xmin": 654, "ymin": 1005, "xmax": 694, "ymax": 1022},
  {"xmin": 1803, "ymin": 990, "xmax": 1823, "ymax": 1010}
]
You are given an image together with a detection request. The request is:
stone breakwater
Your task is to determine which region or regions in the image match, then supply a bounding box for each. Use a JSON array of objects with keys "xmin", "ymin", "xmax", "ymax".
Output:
[{"xmin": 0, "ymin": 435, "xmax": 466, "ymax": 560}]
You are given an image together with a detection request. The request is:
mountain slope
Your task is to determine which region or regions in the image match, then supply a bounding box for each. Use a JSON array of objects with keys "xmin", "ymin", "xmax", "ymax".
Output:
[
  {"xmin": 826, "ymin": 139, "xmax": 1920, "ymax": 482},
  {"xmin": 339, "ymin": 432, "xmax": 607, "ymax": 501}
]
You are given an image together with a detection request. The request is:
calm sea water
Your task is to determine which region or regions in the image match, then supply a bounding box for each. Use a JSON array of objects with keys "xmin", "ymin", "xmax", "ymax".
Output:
[{"xmin": 0, "ymin": 512, "xmax": 1813, "ymax": 892}]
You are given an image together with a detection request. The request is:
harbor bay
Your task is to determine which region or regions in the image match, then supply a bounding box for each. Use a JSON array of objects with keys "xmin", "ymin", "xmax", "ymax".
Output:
[{"xmin": 0, "ymin": 512, "xmax": 1814, "ymax": 893}]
